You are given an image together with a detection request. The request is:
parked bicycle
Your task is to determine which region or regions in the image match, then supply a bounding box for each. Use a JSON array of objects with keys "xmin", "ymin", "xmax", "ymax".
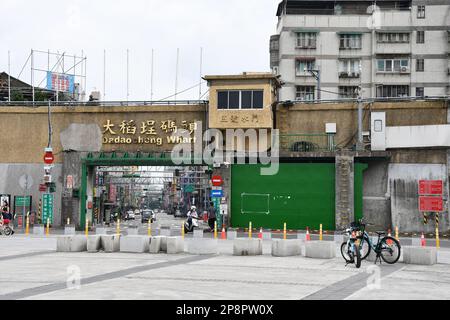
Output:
[
  {"xmin": 340, "ymin": 219, "xmax": 401, "ymax": 265},
  {"xmin": 341, "ymin": 225, "xmax": 362, "ymax": 268}
]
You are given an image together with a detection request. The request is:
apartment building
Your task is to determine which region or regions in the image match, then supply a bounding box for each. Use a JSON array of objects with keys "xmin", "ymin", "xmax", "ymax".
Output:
[{"xmin": 270, "ymin": 0, "xmax": 450, "ymax": 101}]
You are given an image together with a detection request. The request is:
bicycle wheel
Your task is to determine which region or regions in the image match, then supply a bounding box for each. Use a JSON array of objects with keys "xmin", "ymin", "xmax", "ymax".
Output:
[
  {"xmin": 379, "ymin": 236, "xmax": 401, "ymax": 264},
  {"xmin": 353, "ymin": 244, "xmax": 361, "ymax": 268},
  {"xmin": 359, "ymin": 235, "xmax": 371, "ymax": 260},
  {"xmin": 3, "ymin": 226, "xmax": 12, "ymax": 236},
  {"xmin": 340, "ymin": 242, "xmax": 353, "ymax": 263}
]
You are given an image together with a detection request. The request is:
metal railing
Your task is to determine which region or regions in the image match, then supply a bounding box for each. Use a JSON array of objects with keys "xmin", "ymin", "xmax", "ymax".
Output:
[
  {"xmin": 0, "ymin": 100, "xmax": 208, "ymax": 107},
  {"xmin": 282, "ymin": 95, "xmax": 450, "ymax": 105},
  {"xmin": 278, "ymin": 133, "xmax": 335, "ymax": 153}
]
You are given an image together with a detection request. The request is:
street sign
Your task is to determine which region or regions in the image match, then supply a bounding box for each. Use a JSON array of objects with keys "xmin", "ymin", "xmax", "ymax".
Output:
[
  {"xmin": 43, "ymin": 152, "xmax": 54, "ymax": 164},
  {"xmin": 419, "ymin": 180, "xmax": 443, "ymax": 195},
  {"xmin": 15, "ymin": 196, "xmax": 31, "ymax": 207},
  {"xmin": 211, "ymin": 189, "xmax": 223, "ymax": 198},
  {"xmin": 42, "ymin": 193, "xmax": 54, "ymax": 223},
  {"xmin": 212, "ymin": 175, "xmax": 223, "ymax": 186},
  {"xmin": 419, "ymin": 196, "xmax": 443, "ymax": 212},
  {"xmin": 66, "ymin": 175, "xmax": 73, "ymax": 189},
  {"xmin": 39, "ymin": 184, "xmax": 47, "ymax": 192}
]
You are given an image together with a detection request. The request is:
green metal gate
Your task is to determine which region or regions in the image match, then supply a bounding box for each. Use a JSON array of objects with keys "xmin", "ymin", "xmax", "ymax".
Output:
[{"xmin": 230, "ymin": 163, "xmax": 366, "ymax": 231}]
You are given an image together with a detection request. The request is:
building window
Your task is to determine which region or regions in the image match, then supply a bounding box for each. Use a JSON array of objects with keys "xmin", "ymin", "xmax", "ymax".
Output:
[
  {"xmin": 416, "ymin": 87, "xmax": 424, "ymax": 97},
  {"xmin": 338, "ymin": 59, "xmax": 361, "ymax": 77},
  {"xmin": 416, "ymin": 59, "xmax": 424, "ymax": 72},
  {"xmin": 416, "ymin": 31, "xmax": 425, "ymax": 44},
  {"xmin": 338, "ymin": 86, "xmax": 359, "ymax": 99},
  {"xmin": 296, "ymin": 32, "xmax": 317, "ymax": 48},
  {"xmin": 339, "ymin": 34, "xmax": 362, "ymax": 49},
  {"xmin": 417, "ymin": 5, "xmax": 425, "ymax": 19},
  {"xmin": 295, "ymin": 86, "xmax": 315, "ymax": 101},
  {"xmin": 296, "ymin": 59, "xmax": 316, "ymax": 76},
  {"xmin": 217, "ymin": 90, "xmax": 264, "ymax": 109},
  {"xmin": 377, "ymin": 58, "xmax": 409, "ymax": 73},
  {"xmin": 376, "ymin": 85, "xmax": 410, "ymax": 98},
  {"xmin": 377, "ymin": 33, "xmax": 410, "ymax": 43},
  {"xmin": 374, "ymin": 120, "xmax": 383, "ymax": 132},
  {"xmin": 447, "ymin": 31, "xmax": 450, "ymax": 43}
]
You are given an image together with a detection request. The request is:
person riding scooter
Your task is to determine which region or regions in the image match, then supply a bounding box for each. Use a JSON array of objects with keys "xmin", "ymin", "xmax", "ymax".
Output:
[{"xmin": 184, "ymin": 206, "xmax": 200, "ymax": 233}]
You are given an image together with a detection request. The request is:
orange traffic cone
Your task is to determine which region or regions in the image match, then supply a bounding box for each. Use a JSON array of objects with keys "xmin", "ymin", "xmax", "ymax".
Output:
[
  {"xmin": 387, "ymin": 229, "xmax": 393, "ymax": 245},
  {"xmin": 258, "ymin": 227, "xmax": 263, "ymax": 239},
  {"xmin": 421, "ymin": 232, "xmax": 426, "ymax": 247},
  {"xmin": 221, "ymin": 227, "xmax": 226, "ymax": 240},
  {"xmin": 306, "ymin": 227, "xmax": 311, "ymax": 241}
]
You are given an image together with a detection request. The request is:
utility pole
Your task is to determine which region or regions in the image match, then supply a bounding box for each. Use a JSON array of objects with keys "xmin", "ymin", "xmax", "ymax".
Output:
[{"xmin": 307, "ymin": 68, "xmax": 321, "ymax": 100}]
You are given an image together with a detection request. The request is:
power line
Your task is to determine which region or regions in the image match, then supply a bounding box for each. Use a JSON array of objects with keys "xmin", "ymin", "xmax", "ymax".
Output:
[{"xmin": 157, "ymin": 81, "xmax": 205, "ymax": 101}]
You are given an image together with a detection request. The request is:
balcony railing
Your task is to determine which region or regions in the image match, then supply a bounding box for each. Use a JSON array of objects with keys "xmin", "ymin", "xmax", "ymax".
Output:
[{"xmin": 278, "ymin": 134, "xmax": 335, "ymax": 153}]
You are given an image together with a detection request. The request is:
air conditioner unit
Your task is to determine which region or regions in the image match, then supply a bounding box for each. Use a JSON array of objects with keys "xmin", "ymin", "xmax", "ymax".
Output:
[{"xmin": 400, "ymin": 66, "xmax": 409, "ymax": 73}]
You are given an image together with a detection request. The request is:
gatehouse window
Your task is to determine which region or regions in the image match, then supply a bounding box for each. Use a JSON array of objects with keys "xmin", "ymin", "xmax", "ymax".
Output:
[{"xmin": 217, "ymin": 90, "xmax": 264, "ymax": 109}]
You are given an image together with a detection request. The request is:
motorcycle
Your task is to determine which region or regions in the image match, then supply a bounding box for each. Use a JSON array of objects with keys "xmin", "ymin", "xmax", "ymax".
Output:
[
  {"xmin": 184, "ymin": 209, "xmax": 199, "ymax": 233},
  {"xmin": 0, "ymin": 218, "xmax": 14, "ymax": 236}
]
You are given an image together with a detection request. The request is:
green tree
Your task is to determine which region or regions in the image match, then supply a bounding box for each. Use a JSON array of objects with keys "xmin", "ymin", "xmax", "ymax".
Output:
[{"xmin": 11, "ymin": 90, "xmax": 24, "ymax": 101}]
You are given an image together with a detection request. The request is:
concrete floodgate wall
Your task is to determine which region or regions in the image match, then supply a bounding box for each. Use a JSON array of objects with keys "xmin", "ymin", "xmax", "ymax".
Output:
[{"xmin": 388, "ymin": 164, "xmax": 449, "ymax": 233}]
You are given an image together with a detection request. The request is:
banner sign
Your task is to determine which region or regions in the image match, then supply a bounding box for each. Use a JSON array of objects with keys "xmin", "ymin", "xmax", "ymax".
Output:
[{"xmin": 46, "ymin": 71, "xmax": 75, "ymax": 93}]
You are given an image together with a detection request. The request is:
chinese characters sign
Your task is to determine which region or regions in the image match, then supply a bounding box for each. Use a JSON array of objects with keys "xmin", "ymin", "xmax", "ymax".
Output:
[
  {"xmin": 102, "ymin": 119, "xmax": 199, "ymax": 145},
  {"xmin": 46, "ymin": 72, "xmax": 75, "ymax": 93}
]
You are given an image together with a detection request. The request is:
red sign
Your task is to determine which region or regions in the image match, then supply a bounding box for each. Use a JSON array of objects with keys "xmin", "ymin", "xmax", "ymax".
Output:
[
  {"xmin": 212, "ymin": 176, "xmax": 223, "ymax": 186},
  {"xmin": 43, "ymin": 152, "xmax": 54, "ymax": 164},
  {"xmin": 419, "ymin": 196, "xmax": 443, "ymax": 212},
  {"xmin": 419, "ymin": 180, "xmax": 443, "ymax": 195},
  {"xmin": 39, "ymin": 184, "xmax": 47, "ymax": 192}
]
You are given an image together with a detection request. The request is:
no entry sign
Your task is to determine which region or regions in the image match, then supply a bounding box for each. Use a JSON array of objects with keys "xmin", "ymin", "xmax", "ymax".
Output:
[
  {"xmin": 212, "ymin": 175, "xmax": 223, "ymax": 186},
  {"xmin": 419, "ymin": 196, "xmax": 443, "ymax": 212},
  {"xmin": 419, "ymin": 180, "xmax": 443, "ymax": 195},
  {"xmin": 43, "ymin": 152, "xmax": 54, "ymax": 164}
]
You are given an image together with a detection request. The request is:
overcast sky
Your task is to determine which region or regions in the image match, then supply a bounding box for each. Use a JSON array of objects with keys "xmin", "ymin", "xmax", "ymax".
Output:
[{"xmin": 1, "ymin": 0, "xmax": 279, "ymax": 101}]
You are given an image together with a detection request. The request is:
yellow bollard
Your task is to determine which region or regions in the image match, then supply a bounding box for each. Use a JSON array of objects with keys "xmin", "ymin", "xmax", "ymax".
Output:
[
  {"xmin": 46, "ymin": 218, "xmax": 50, "ymax": 236},
  {"xmin": 283, "ymin": 222, "xmax": 287, "ymax": 240},
  {"xmin": 436, "ymin": 226, "xmax": 440, "ymax": 249},
  {"xmin": 319, "ymin": 224, "xmax": 323, "ymax": 241},
  {"xmin": 214, "ymin": 221, "xmax": 217, "ymax": 239},
  {"xmin": 249, "ymin": 222, "xmax": 252, "ymax": 238},
  {"xmin": 148, "ymin": 222, "xmax": 152, "ymax": 237},
  {"xmin": 116, "ymin": 218, "xmax": 121, "ymax": 236},
  {"xmin": 25, "ymin": 212, "xmax": 30, "ymax": 236},
  {"xmin": 395, "ymin": 226, "xmax": 399, "ymax": 240},
  {"xmin": 181, "ymin": 222, "xmax": 184, "ymax": 239},
  {"xmin": 85, "ymin": 219, "xmax": 89, "ymax": 237}
]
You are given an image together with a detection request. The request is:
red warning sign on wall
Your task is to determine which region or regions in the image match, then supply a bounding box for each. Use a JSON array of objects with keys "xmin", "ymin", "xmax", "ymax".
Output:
[
  {"xmin": 419, "ymin": 180, "xmax": 443, "ymax": 195},
  {"xmin": 419, "ymin": 196, "xmax": 443, "ymax": 212}
]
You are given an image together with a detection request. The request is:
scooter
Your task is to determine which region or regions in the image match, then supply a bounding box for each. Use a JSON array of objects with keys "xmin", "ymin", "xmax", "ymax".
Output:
[
  {"xmin": 0, "ymin": 219, "xmax": 14, "ymax": 236},
  {"xmin": 184, "ymin": 212, "xmax": 199, "ymax": 233}
]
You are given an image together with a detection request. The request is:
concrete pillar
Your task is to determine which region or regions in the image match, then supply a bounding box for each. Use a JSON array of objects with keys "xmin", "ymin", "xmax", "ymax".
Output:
[
  {"xmin": 335, "ymin": 154, "xmax": 354, "ymax": 230},
  {"xmin": 61, "ymin": 152, "xmax": 85, "ymax": 228},
  {"xmin": 214, "ymin": 166, "xmax": 231, "ymax": 228}
]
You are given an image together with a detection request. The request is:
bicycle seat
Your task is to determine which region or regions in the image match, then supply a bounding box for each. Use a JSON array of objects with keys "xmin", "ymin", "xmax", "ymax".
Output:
[{"xmin": 375, "ymin": 231, "xmax": 385, "ymax": 235}]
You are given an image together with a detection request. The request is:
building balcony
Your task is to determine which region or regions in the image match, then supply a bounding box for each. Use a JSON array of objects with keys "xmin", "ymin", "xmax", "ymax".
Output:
[{"xmin": 339, "ymin": 72, "xmax": 360, "ymax": 79}]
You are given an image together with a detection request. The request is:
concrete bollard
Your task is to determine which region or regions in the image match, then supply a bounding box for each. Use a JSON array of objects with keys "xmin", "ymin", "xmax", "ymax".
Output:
[
  {"xmin": 100, "ymin": 235, "xmax": 121, "ymax": 252},
  {"xmin": 227, "ymin": 229, "xmax": 237, "ymax": 240},
  {"xmin": 87, "ymin": 235, "xmax": 102, "ymax": 252},
  {"xmin": 193, "ymin": 229, "xmax": 204, "ymax": 239},
  {"xmin": 233, "ymin": 238, "xmax": 263, "ymax": 256},
  {"xmin": 262, "ymin": 230, "xmax": 272, "ymax": 240},
  {"xmin": 305, "ymin": 241, "xmax": 336, "ymax": 259},
  {"xmin": 149, "ymin": 236, "xmax": 163, "ymax": 253},
  {"xmin": 56, "ymin": 236, "xmax": 73, "ymax": 252},
  {"xmin": 33, "ymin": 224, "xmax": 45, "ymax": 236},
  {"xmin": 160, "ymin": 236, "xmax": 168, "ymax": 252},
  {"xmin": 187, "ymin": 239, "xmax": 219, "ymax": 255},
  {"xmin": 167, "ymin": 236, "xmax": 184, "ymax": 254},
  {"xmin": 64, "ymin": 224, "xmax": 76, "ymax": 235},
  {"xmin": 403, "ymin": 246, "xmax": 437, "ymax": 265},
  {"xmin": 271, "ymin": 239, "xmax": 302, "ymax": 257},
  {"xmin": 119, "ymin": 235, "xmax": 150, "ymax": 253},
  {"xmin": 70, "ymin": 235, "xmax": 88, "ymax": 252}
]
